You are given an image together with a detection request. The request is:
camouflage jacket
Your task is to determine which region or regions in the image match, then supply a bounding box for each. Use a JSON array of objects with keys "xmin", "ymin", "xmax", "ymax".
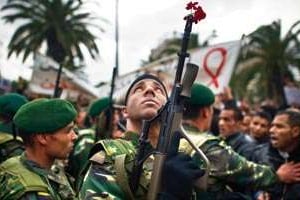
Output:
[
  {"xmin": 79, "ymin": 131, "xmax": 153, "ymax": 200},
  {"xmin": 66, "ymin": 127, "xmax": 96, "ymax": 181},
  {"xmin": 180, "ymin": 124, "xmax": 278, "ymax": 200},
  {"xmin": 0, "ymin": 122, "xmax": 24, "ymax": 163},
  {"xmin": 0, "ymin": 153, "xmax": 76, "ymax": 200}
]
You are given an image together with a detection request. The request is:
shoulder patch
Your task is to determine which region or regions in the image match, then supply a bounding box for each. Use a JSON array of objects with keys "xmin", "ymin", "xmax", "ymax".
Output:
[
  {"xmin": 90, "ymin": 151, "xmax": 106, "ymax": 164},
  {"xmin": 180, "ymin": 131, "xmax": 219, "ymax": 155},
  {"xmin": 0, "ymin": 157, "xmax": 49, "ymax": 199},
  {"xmin": 90, "ymin": 139, "xmax": 136, "ymax": 162},
  {"xmin": 100, "ymin": 139, "xmax": 136, "ymax": 160}
]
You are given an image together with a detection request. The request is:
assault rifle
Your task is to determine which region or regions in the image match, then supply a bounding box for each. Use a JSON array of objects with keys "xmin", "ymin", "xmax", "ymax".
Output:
[{"xmin": 130, "ymin": 2, "xmax": 210, "ymax": 199}]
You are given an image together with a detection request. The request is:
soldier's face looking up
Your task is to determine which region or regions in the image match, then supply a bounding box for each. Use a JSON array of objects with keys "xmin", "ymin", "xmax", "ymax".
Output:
[{"xmin": 124, "ymin": 79, "xmax": 167, "ymax": 120}]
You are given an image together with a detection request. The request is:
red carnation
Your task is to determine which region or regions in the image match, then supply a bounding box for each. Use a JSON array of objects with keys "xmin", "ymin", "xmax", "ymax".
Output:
[
  {"xmin": 185, "ymin": 2, "xmax": 206, "ymax": 23},
  {"xmin": 193, "ymin": 6, "xmax": 206, "ymax": 23},
  {"xmin": 186, "ymin": 1, "xmax": 198, "ymax": 10}
]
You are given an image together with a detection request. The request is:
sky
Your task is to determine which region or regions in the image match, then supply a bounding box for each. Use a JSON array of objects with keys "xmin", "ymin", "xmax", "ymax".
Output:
[{"xmin": 0, "ymin": 0, "xmax": 300, "ymax": 86}]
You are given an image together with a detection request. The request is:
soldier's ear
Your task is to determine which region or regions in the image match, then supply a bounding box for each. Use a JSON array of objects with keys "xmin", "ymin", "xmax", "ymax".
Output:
[
  {"xmin": 122, "ymin": 107, "xmax": 129, "ymax": 118},
  {"xmin": 291, "ymin": 126, "xmax": 300, "ymax": 138},
  {"xmin": 202, "ymin": 106, "xmax": 210, "ymax": 118},
  {"xmin": 36, "ymin": 134, "xmax": 48, "ymax": 145}
]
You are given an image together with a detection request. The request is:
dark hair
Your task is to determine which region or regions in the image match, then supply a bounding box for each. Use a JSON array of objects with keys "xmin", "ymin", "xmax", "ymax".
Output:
[
  {"xmin": 222, "ymin": 107, "xmax": 243, "ymax": 121},
  {"xmin": 183, "ymin": 104, "xmax": 205, "ymax": 120},
  {"xmin": 253, "ymin": 111, "xmax": 272, "ymax": 123},
  {"xmin": 276, "ymin": 110, "xmax": 300, "ymax": 127},
  {"xmin": 0, "ymin": 114, "xmax": 14, "ymax": 123},
  {"xmin": 260, "ymin": 105, "xmax": 277, "ymax": 119},
  {"xmin": 15, "ymin": 128, "xmax": 35, "ymax": 146}
]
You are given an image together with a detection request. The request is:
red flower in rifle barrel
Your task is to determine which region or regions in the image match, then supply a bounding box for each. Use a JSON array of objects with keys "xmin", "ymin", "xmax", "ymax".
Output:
[
  {"xmin": 185, "ymin": 1, "xmax": 206, "ymax": 23},
  {"xmin": 186, "ymin": 1, "xmax": 198, "ymax": 10},
  {"xmin": 193, "ymin": 6, "xmax": 206, "ymax": 23}
]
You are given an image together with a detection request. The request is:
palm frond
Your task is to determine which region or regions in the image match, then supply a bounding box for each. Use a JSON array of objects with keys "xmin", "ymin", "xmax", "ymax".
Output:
[{"xmin": 1, "ymin": 0, "xmax": 104, "ymax": 67}]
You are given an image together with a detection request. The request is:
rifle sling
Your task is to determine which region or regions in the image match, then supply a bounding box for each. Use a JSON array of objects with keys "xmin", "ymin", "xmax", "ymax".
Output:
[{"xmin": 115, "ymin": 154, "xmax": 135, "ymax": 200}]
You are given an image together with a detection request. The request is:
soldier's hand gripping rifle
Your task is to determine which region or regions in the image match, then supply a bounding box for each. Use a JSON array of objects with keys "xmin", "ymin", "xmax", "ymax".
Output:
[{"xmin": 130, "ymin": 2, "xmax": 210, "ymax": 199}]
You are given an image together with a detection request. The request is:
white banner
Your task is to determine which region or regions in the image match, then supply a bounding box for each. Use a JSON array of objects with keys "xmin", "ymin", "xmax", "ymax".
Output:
[
  {"xmin": 284, "ymin": 86, "xmax": 300, "ymax": 106},
  {"xmin": 99, "ymin": 41, "xmax": 241, "ymax": 98},
  {"xmin": 190, "ymin": 41, "xmax": 241, "ymax": 93},
  {"xmin": 28, "ymin": 54, "xmax": 100, "ymax": 99}
]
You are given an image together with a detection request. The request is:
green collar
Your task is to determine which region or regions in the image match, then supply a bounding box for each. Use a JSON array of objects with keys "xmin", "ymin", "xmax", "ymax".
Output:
[
  {"xmin": 183, "ymin": 123, "xmax": 201, "ymax": 132},
  {"xmin": 20, "ymin": 153, "xmax": 50, "ymax": 177},
  {"xmin": 124, "ymin": 131, "xmax": 139, "ymax": 147},
  {"xmin": 123, "ymin": 131, "xmax": 154, "ymax": 155}
]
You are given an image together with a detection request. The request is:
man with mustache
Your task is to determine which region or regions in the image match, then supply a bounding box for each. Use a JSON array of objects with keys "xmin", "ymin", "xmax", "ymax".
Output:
[
  {"xmin": 0, "ymin": 98, "xmax": 78, "ymax": 200},
  {"xmin": 252, "ymin": 109, "xmax": 300, "ymax": 200},
  {"xmin": 79, "ymin": 74, "xmax": 203, "ymax": 199}
]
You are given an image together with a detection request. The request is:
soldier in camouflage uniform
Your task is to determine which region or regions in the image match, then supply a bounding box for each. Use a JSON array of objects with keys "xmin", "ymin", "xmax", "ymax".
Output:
[
  {"xmin": 79, "ymin": 74, "xmax": 168, "ymax": 199},
  {"xmin": 0, "ymin": 93, "xmax": 28, "ymax": 164},
  {"xmin": 79, "ymin": 74, "xmax": 203, "ymax": 199},
  {"xmin": 180, "ymin": 83, "xmax": 300, "ymax": 200},
  {"xmin": 66, "ymin": 97, "xmax": 111, "ymax": 185},
  {"xmin": 0, "ymin": 98, "xmax": 78, "ymax": 200}
]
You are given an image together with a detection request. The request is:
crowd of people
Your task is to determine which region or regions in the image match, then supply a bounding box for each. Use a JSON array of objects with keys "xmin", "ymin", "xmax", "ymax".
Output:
[{"xmin": 1, "ymin": 73, "xmax": 300, "ymax": 200}]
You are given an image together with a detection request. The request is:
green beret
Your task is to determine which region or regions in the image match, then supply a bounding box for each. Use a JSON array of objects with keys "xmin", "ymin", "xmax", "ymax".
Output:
[
  {"xmin": 188, "ymin": 84, "xmax": 215, "ymax": 107},
  {"xmin": 87, "ymin": 97, "xmax": 111, "ymax": 118},
  {"xmin": 13, "ymin": 98, "xmax": 77, "ymax": 133},
  {"xmin": 0, "ymin": 93, "xmax": 28, "ymax": 117}
]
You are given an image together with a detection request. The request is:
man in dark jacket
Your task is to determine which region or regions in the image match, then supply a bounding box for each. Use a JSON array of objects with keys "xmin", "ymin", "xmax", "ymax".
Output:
[
  {"xmin": 218, "ymin": 107, "xmax": 255, "ymax": 158},
  {"xmin": 181, "ymin": 84, "xmax": 300, "ymax": 200},
  {"xmin": 248, "ymin": 111, "xmax": 272, "ymax": 146},
  {"xmin": 252, "ymin": 109, "xmax": 300, "ymax": 200}
]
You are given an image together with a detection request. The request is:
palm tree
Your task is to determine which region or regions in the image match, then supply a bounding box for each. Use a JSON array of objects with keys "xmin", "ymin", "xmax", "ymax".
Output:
[
  {"xmin": 231, "ymin": 20, "xmax": 300, "ymax": 107},
  {"xmin": 141, "ymin": 33, "xmax": 199, "ymax": 65},
  {"xmin": 1, "ymin": 0, "xmax": 103, "ymax": 69},
  {"xmin": 1, "ymin": 0, "xmax": 104, "ymax": 97}
]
